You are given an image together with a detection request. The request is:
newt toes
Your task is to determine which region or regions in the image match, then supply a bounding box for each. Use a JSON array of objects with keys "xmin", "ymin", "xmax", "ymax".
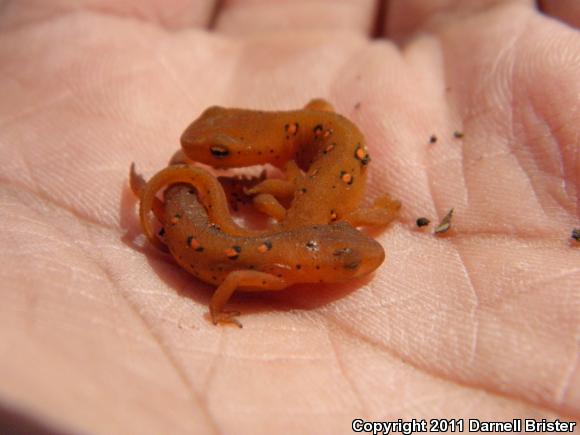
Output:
[
  {"xmin": 131, "ymin": 164, "xmax": 385, "ymax": 326},
  {"xmin": 173, "ymin": 99, "xmax": 399, "ymax": 229}
]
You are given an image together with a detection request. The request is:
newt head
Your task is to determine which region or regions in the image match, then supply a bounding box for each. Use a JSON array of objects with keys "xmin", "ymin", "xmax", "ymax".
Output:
[
  {"xmin": 320, "ymin": 223, "xmax": 385, "ymax": 281},
  {"xmin": 180, "ymin": 106, "xmax": 279, "ymax": 168},
  {"xmin": 278, "ymin": 222, "xmax": 385, "ymax": 283}
]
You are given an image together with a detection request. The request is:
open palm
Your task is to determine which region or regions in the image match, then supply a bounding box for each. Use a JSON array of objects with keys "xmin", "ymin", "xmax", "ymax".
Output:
[{"xmin": 0, "ymin": 1, "xmax": 578, "ymax": 433}]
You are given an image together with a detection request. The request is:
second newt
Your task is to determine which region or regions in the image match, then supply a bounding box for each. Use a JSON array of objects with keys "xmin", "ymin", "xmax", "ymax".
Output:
[{"xmin": 172, "ymin": 99, "xmax": 400, "ymax": 229}]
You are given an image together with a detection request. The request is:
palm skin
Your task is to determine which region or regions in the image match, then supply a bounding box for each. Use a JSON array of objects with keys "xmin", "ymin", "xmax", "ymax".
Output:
[{"xmin": 0, "ymin": 1, "xmax": 578, "ymax": 433}]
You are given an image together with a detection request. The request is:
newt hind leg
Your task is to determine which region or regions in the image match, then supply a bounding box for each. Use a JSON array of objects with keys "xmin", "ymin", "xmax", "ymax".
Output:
[
  {"xmin": 244, "ymin": 160, "xmax": 303, "ymax": 198},
  {"xmin": 243, "ymin": 161, "xmax": 304, "ymax": 221},
  {"xmin": 343, "ymin": 194, "xmax": 402, "ymax": 227},
  {"xmin": 252, "ymin": 193, "xmax": 287, "ymax": 222}
]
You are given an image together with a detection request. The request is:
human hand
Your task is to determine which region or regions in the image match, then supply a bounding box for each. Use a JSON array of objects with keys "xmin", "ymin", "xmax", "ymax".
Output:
[{"xmin": 0, "ymin": 1, "xmax": 578, "ymax": 433}]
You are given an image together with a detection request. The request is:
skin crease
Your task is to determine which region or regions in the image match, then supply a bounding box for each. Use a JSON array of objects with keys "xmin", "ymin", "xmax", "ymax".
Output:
[{"xmin": 0, "ymin": 1, "xmax": 579, "ymax": 434}]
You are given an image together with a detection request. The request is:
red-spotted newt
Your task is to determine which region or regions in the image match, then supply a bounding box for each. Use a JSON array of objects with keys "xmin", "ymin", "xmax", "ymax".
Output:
[
  {"xmin": 130, "ymin": 164, "xmax": 385, "ymax": 327},
  {"xmin": 171, "ymin": 99, "xmax": 400, "ymax": 228}
]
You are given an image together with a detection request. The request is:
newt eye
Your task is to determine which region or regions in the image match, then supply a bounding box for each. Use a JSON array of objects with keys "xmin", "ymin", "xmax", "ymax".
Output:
[
  {"xmin": 305, "ymin": 240, "xmax": 319, "ymax": 251},
  {"xmin": 333, "ymin": 247, "xmax": 353, "ymax": 256},
  {"xmin": 344, "ymin": 262, "xmax": 360, "ymax": 270},
  {"xmin": 210, "ymin": 145, "xmax": 230, "ymax": 158}
]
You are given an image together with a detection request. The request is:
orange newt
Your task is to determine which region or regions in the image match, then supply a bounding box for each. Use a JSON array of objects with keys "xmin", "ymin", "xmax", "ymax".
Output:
[
  {"xmin": 171, "ymin": 99, "xmax": 400, "ymax": 228},
  {"xmin": 130, "ymin": 164, "xmax": 385, "ymax": 326}
]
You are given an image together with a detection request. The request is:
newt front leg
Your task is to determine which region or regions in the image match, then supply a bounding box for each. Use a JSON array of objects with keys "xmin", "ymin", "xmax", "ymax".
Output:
[{"xmin": 210, "ymin": 270, "xmax": 287, "ymax": 327}]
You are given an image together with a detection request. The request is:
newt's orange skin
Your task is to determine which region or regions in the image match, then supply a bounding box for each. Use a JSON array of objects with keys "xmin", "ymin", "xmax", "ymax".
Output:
[
  {"xmin": 173, "ymin": 99, "xmax": 400, "ymax": 228},
  {"xmin": 130, "ymin": 164, "xmax": 385, "ymax": 326}
]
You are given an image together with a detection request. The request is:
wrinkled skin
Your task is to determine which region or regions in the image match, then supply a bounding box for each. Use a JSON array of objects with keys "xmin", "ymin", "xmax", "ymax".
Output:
[{"xmin": 0, "ymin": 1, "xmax": 579, "ymax": 433}]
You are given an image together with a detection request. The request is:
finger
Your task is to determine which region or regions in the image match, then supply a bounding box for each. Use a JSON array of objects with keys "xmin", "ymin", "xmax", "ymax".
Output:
[
  {"xmin": 539, "ymin": 0, "xmax": 580, "ymax": 29},
  {"xmin": 213, "ymin": 0, "xmax": 377, "ymax": 37},
  {"xmin": 0, "ymin": 0, "xmax": 217, "ymax": 31},
  {"xmin": 383, "ymin": 0, "xmax": 534, "ymax": 42}
]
